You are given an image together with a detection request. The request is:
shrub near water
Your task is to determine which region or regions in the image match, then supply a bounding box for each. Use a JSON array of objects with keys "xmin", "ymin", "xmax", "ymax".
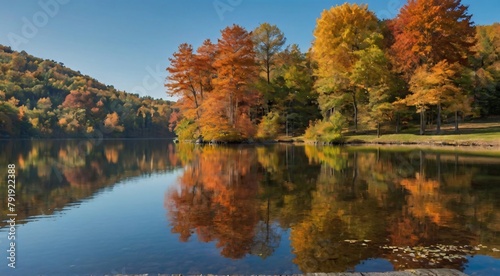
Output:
[
  {"xmin": 304, "ymin": 113, "xmax": 346, "ymax": 143},
  {"xmin": 256, "ymin": 111, "xmax": 281, "ymax": 140},
  {"xmin": 174, "ymin": 118, "xmax": 199, "ymax": 141}
]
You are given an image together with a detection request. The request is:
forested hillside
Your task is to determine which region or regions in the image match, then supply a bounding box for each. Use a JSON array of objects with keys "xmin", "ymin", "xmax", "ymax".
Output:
[{"xmin": 0, "ymin": 45, "xmax": 174, "ymax": 138}]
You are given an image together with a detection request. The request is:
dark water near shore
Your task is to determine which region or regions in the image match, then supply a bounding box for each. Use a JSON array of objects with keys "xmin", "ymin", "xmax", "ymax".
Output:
[{"xmin": 0, "ymin": 140, "xmax": 500, "ymax": 275}]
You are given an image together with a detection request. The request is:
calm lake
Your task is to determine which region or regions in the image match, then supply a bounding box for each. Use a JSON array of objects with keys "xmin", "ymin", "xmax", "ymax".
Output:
[{"xmin": 0, "ymin": 140, "xmax": 500, "ymax": 275}]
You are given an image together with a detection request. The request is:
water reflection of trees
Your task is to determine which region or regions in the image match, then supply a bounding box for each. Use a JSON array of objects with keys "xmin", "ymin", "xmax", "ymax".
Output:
[
  {"xmin": 166, "ymin": 144, "xmax": 321, "ymax": 259},
  {"xmin": 0, "ymin": 140, "xmax": 180, "ymax": 227},
  {"xmin": 166, "ymin": 144, "xmax": 500, "ymax": 272}
]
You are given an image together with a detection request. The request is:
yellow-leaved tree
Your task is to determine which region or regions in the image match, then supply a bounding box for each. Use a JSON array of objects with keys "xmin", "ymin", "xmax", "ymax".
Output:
[
  {"xmin": 403, "ymin": 61, "xmax": 465, "ymax": 134},
  {"xmin": 311, "ymin": 3, "xmax": 387, "ymax": 133}
]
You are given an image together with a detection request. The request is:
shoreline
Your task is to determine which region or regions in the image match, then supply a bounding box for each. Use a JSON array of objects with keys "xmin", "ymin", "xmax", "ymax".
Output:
[
  {"xmin": 342, "ymin": 139, "xmax": 500, "ymax": 148},
  {"xmin": 1, "ymin": 136, "xmax": 499, "ymax": 150}
]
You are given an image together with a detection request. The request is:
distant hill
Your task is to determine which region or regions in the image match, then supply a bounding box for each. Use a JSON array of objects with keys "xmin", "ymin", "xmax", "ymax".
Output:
[{"xmin": 0, "ymin": 45, "xmax": 174, "ymax": 138}]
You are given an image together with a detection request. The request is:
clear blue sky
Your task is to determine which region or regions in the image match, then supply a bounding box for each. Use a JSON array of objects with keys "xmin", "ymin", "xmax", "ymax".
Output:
[{"xmin": 1, "ymin": 0, "xmax": 498, "ymax": 100}]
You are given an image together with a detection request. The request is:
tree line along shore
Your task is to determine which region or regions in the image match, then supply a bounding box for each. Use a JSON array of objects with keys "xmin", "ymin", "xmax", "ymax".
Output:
[{"xmin": 1, "ymin": 0, "xmax": 499, "ymax": 144}]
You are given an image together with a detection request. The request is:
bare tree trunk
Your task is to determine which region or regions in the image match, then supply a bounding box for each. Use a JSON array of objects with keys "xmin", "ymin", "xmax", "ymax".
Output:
[
  {"xmin": 420, "ymin": 110, "xmax": 425, "ymax": 135},
  {"xmin": 229, "ymin": 94, "xmax": 234, "ymax": 127},
  {"xmin": 352, "ymin": 93, "xmax": 358, "ymax": 132},
  {"xmin": 396, "ymin": 113, "xmax": 400, "ymax": 134},
  {"xmin": 455, "ymin": 111, "xmax": 459, "ymax": 132},
  {"xmin": 377, "ymin": 122, "xmax": 381, "ymax": 138},
  {"xmin": 234, "ymin": 100, "xmax": 238, "ymax": 129},
  {"xmin": 286, "ymin": 113, "xmax": 289, "ymax": 137},
  {"xmin": 436, "ymin": 103, "xmax": 441, "ymax": 134}
]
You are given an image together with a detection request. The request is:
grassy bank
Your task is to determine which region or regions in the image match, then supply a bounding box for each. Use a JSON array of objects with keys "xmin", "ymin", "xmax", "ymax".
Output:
[
  {"xmin": 287, "ymin": 121, "xmax": 500, "ymax": 148},
  {"xmin": 348, "ymin": 121, "xmax": 500, "ymax": 147}
]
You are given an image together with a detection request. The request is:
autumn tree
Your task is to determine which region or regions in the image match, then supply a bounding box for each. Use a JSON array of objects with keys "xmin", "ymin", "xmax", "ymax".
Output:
[
  {"xmin": 402, "ymin": 61, "xmax": 466, "ymax": 134},
  {"xmin": 390, "ymin": 0, "xmax": 476, "ymax": 134},
  {"xmin": 62, "ymin": 90, "xmax": 93, "ymax": 109},
  {"xmin": 166, "ymin": 43, "xmax": 199, "ymax": 115},
  {"xmin": 390, "ymin": 0, "xmax": 476, "ymax": 78},
  {"xmin": 166, "ymin": 41, "xmax": 216, "ymax": 139},
  {"xmin": 36, "ymin": 97, "xmax": 52, "ymax": 110},
  {"xmin": 29, "ymin": 97, "xmax": 56, "ymax": 135},
  {"xmin": 104, "ymin": 112, "xmax": 125, "ymax": 133},
  {"xmin": 199, "ymin": 24, "xmax": 259, "ymax": 141},
  {"xmin": 312, "ymin": 3, "xmax": 384, "ymax": 132}
]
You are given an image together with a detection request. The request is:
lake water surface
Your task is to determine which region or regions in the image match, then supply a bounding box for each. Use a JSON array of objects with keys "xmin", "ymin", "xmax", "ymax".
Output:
[{"xmin": 0, "ymin": 140, "xmax": 500, "ymax": 275}]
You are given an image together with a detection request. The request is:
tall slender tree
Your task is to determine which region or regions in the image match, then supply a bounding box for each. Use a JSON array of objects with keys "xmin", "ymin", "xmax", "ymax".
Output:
[
  {"xmin": 166, "ymin": 43, "xmax": 204, "ymax": 121},
  {"xmin": 252, "ymin": 23, "xmax": 287, "ymax": 115},
  {"xmin": 252, "ymin": 23, "xmax": 286, "ymax": 85},
  {"xmin": 199, "ymin": 24, "xmax": 259, "ymax": 141},
  {"xmin": 166, "ymin": 40, "xmax": 216, "ymax": 139}
]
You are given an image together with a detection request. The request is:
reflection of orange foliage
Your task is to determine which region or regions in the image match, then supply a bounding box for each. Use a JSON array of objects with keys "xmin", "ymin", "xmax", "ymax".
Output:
[
  {"xmin": 58, "ymin": 148, "xmax": 68, "ymax": 159},
  {"xmin": 63, "ymin": 167, "xmax": 95, "ymax": 188},
  {"xmin": 166, "ymin": 146, "xmax": 261, "ymax": 259},
  {"xmin": 105, "ymin": 147, "xmax": 120, "ymax": 164},
  {"xmin": 388, "ymin": 217, "xmax": 420, "ymax": 246},
  {"xmin": 18, "ymin": 154, "xmax": 25, "ymax": 169},
  {"xmin": 400, "ymin": 174, "xmax": 454, "ymax": 226},
  {"xmin": 37, "ymin": 164, "xmax": 52, "ymax": 178},
  {"xmin": 104, "ymin": 143, "xmax": 123, "ymax": 164},
  {"xmin": 168, "ymin": 144, "xmax": 180, "ymax": 166},
  {"xmin": 90, "ymin": 161, "xmax": 103, "ymax": 176}
]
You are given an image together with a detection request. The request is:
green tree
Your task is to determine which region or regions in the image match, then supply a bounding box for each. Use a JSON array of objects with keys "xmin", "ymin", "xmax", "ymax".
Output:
[
  {"xmin": 252, "ymin": 23, "xmax": 287, "ymax": 116},
  {"xmin": 278, "ymin": 45, "xmax": 321, "ymax": 136},
  {"xmin": 252, "ymin": 23, "xmax": 286, "ymax": 85},
  {"xmin": 351, "ymin": 43, "xmax": 395, "ymax": 137},
  {"xmin": 471, "ymin": 24, "xmax": 500, "ymax": 116}
]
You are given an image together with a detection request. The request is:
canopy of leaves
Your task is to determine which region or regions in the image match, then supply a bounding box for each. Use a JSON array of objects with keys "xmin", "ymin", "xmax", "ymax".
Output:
[
  {"xmin": 390, "ymin": 0, "xmax": 476, "ymax": 77},
  {"xmin": 312, "ymin": 3, "xmax": 388, "ymax": 131}
]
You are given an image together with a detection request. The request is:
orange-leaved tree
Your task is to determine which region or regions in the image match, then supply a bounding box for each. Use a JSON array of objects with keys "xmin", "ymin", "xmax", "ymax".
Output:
[
  {"xmin": 390, "ymin": 0, "xmax": 475, "ymax": 134},
  {"xmin": 166, "ymin": 40, "xmax": 215, "ymax": 140},
  {"xmin": 402, "ymin": 61, "xmax": 463, "ymax": 134},
  {"xmin": 390, "ymin": 0, "xmax": 476, "ymax": 78},
  {"xmin": 199, "ymin": 24, "xmax": 259, "ymax": 141}
]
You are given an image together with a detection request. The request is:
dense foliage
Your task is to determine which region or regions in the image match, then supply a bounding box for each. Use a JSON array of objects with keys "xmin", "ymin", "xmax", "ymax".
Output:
[
  {"xmin": 167, "ymin": 1, "xmax": 500, "ymax": 141},
  {"xmin": 0, "ymin": 45, "xmax": 174, "ymax": 138},
  {"xmin": 167, "ymin": 25, "xmax": 320, "ymax": 142}
]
